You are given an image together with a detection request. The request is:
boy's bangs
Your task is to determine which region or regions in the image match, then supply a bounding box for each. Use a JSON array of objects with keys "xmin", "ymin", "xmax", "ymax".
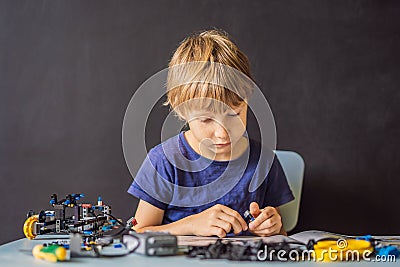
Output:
[
  {"xmin": 166, "ymin": 62, "xmax": 254, "ymax": 119},
  {"xmin": 173, "ymin": 82, "xmax": 244, "ymax": 118}
]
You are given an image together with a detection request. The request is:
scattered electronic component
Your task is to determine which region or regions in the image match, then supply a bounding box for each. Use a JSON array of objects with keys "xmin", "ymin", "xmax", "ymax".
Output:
[
  {"xmin": 243, "ymin": 210, "xmax": 255, "ymax": 223},
  {"xmin": 125, "ymin": 231, "xmax": 178, "ymax": 256}
]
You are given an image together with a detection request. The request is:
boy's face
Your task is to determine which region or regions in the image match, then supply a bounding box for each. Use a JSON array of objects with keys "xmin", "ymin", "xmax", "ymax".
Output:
[{"xmin": 185, "ymin": 102, "xmax": 247, "ymax": 161}]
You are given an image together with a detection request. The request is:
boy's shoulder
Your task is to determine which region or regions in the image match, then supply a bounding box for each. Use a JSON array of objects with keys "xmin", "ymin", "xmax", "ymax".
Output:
[
  {"xmin": 147, "ymin": 133, "xmax": 191, "ymax": 161},
  {"xmin": 146, "ymin": 133, "xmax": 202, "ymax": 172},
  {"xmin": 148, "ymin": 134, "xmax": 179, "ymax": 155}
]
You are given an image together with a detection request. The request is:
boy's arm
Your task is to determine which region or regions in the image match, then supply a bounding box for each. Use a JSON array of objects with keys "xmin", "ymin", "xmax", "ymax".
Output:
[
  {"xmin": 133, "ymin": 200, "xmax": 248, "ymax": 237},
  {"xmin": 133, "ymin": 199, "xmax": 194, "ymax": 235},
  {"xmin": 133, "ymin": 200, "xmax": 164, "ymax": 231}
]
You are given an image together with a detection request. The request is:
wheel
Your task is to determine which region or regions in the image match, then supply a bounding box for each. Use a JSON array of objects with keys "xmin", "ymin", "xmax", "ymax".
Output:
[{"xmin": 23, "ymin": 215, "xmax": 38, "ymax": 239}]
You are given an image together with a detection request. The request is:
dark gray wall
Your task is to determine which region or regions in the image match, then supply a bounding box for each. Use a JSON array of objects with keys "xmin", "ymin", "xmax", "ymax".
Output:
[{"xmin": 1, "ymin": 0, "xmax": 399, "ymax": 245}]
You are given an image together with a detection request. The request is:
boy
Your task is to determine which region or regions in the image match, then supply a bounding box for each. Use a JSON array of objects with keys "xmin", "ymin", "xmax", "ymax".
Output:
[{"xmin": 128, "ymin": 30, "xmax": 294, "ymax": 237}]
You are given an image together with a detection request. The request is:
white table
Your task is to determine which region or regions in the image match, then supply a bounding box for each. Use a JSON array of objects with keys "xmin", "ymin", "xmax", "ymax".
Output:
[{"xmin": 0, "ymin": 237, "xmax": 398, "ymax": 267}]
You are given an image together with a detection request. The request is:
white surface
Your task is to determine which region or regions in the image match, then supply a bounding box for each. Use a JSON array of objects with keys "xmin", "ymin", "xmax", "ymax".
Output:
[{"xmin": 0, "ymin": 237, "xmax": 398, "ymax": 267}]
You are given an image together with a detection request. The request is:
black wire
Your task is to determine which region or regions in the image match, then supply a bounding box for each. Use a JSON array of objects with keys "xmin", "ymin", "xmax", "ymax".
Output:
[
  {"xmin": 98, "ymin": 234, "xmax": 141, "ymax": 257},
  {"xmin": 89, "ymin": 209, "xmax": 124, "ymax": 227},
  {"xmin": 125, "ymin": 234, "xmax": 141, "ymax": 253},
  {"xmin": 106, "ymin": 213, "xmax": 125, "ymax": 226}
]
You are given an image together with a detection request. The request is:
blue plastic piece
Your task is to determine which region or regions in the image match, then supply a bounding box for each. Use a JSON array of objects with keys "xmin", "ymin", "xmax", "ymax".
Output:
[
  {"xmin": 114, "ymin": 244, "xmax": 123, "ymax": 248},
  {"xmin": 72, "ymin": 193, "xmax": 84, "ymax": 200},
  {"xmin": 102, "ymin": 225, "xmax": 112, "ymax": 231},
  {"xmin": 83, "ymin": 230, "xmax": 93, "ymax": 235},
  {"xmin": 376, "ymin": 246, "xmax": 400, "ymax": 258}
]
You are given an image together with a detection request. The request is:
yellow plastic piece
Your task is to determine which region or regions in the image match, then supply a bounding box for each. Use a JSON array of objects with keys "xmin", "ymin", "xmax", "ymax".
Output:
[
  {"xmin": 23, "ymin": 215, "xmax": 38, "ymax": 239},
  {"xmin": 313, "ymin": 239, "xmax": 374, "ymax": 262},
  {"xmin": 32, "ymin": 244, "xmax": 67, "ymax": 262}
]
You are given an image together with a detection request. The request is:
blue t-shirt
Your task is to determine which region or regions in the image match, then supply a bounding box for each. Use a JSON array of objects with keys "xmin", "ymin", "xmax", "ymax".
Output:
[{"xmin": 128, "ymin": 132, "xmax": 294, "ymax": 227}]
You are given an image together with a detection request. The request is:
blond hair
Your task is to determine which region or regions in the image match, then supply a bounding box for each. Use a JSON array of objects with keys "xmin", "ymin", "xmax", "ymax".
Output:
[{"xmin": 165, "ymin": 30, "xmax": 255, "ymax": 119}]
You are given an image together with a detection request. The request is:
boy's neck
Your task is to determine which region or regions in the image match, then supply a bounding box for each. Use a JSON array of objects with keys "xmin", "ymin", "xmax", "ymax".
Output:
[{"xmin": 183, "ymin": 131, "xmax": 249, "ymax": 161}]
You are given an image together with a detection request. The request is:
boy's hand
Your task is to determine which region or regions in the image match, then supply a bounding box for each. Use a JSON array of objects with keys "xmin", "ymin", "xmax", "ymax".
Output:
[
  {"xmin": 188, "ymin": 204, "xmax": 248, "ymax": 237},
  {"xmin": 248, "ymin": 202, "xmax": 282, "ymax": 236}
]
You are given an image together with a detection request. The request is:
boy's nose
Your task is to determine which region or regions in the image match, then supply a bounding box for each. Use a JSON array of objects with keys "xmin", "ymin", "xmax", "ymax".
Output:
[{"xmin": 214, "ymin": 122, "xmax": 229, "ymax": 140}]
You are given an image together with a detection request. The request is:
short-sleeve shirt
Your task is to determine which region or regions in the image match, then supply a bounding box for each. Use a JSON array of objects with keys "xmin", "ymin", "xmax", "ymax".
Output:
[{"xmin": 128, "ymin": 132, "xmax": 294, "ymax": 228}]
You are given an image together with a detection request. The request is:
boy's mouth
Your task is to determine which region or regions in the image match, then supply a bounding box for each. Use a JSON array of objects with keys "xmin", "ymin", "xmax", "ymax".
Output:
[{"xmin": 214, "ymin": 142, "xmax": 231, "ymax": 148}]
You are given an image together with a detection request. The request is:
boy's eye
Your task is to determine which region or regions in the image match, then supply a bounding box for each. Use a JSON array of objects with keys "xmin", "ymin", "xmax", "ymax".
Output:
[
  {"xmin": 227, "ymin": 112, "xmax": 240, "ymax": 117},
  {"xmin": 200, "ymin": 118, "xmax": 212, "ymax": 123}
]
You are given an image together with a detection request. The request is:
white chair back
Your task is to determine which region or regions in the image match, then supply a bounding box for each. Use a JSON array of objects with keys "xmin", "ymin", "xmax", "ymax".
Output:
[{"xmin": 275, "ymin": 150, "xmax": 305, "ymax": 232}]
